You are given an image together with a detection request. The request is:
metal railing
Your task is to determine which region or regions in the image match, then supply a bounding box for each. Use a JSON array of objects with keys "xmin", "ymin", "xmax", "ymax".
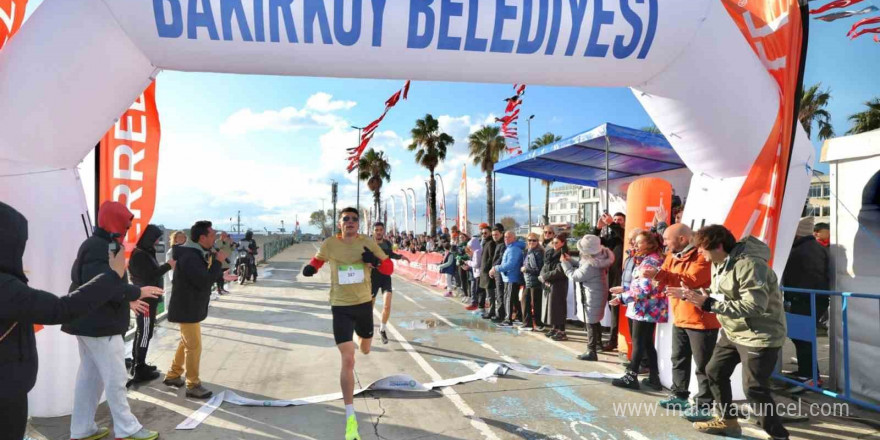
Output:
[
  {"xmin": 261, "ymin": 236, "xmax": 297, "ymax": 262},
  {"xmin": 776, "ymin": 286, "xmax": 880, "ymax": 413}
]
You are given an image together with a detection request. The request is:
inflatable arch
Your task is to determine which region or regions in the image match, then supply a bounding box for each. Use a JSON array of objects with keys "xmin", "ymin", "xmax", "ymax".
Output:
[{"xmin": 0, "ymin": 0, "xmax": 814, "ymax": 416}]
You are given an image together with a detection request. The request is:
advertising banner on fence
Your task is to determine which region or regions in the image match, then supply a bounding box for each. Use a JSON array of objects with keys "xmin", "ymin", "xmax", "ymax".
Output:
[{"xmin": 99, "ymin": 80, "xmax": 161, "ymax": 250}]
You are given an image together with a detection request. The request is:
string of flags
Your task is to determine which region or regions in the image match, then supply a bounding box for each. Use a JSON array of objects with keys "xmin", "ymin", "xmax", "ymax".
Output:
[
  {"xmin": 810, "ymin": 0, "xmax": 880, "ymax": 42},
  {"xmin": 496, "ymin": 84, "xmax": 526, "ymax": 156},
  {"xmin": 346, "ymin": 80, "xmax": 411, "ymax": 172}
]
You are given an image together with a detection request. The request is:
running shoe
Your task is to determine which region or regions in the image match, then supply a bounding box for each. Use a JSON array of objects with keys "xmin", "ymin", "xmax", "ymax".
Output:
[
  {"xmin": 380, "ymin": 330, "xmax": 389, "ymax": 345},
  {"xmin": 659, "ymin": 395, "xmax": 691, "ymax": 410},
  {"xmin": 465, "ymin": 304, "xmax": 478, "ymax": 311},
  {"xmin": 116, "ymin": 428, "xmax": 159, "ymax": 440},
  {"xmin": 693, "ymin": 417, "xmax": 741, "ymax": 438},
  {"xmin": 73, "ymin": 427, "xmax": 109, "ymax": 440},
  {"xmin": 345, "ymin": 415, "xmax": 360, "ymax": 440}
]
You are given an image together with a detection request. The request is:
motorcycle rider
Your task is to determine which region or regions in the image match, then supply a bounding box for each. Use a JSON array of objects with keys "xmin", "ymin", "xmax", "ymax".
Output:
[{"xmin": 237, "ymin": 231, "xmax": 259, "ymax": 283}]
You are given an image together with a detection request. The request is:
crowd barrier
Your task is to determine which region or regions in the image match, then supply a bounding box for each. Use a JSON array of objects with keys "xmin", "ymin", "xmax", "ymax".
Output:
[
  {"xmin": 775, "ymin": 287, "xmax": 880, "ymax": 413},
  {"xmin": 392, "ymin": 250, "xmax": 447, "ymax": 289}
]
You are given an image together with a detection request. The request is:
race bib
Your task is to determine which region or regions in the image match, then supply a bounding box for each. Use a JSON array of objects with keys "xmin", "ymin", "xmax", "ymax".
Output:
[{"xmin": 338, "ymin": 264, "xmax": 365, "ymax": 285}]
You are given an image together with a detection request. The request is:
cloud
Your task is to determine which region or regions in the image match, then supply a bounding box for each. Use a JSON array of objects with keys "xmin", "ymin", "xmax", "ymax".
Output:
[
  {"xmin": 219, "ymin": 92, "xmax": 356, "ymax": 135},
  {"xmin": 306, "ymin": 92, "xmax": 356, "ymax": 113}
]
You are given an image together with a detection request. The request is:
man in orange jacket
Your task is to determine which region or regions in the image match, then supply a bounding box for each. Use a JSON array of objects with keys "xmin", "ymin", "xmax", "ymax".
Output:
[{"xmin": 642, "ymin": 223, "xmax": 720, "ymax": 422}]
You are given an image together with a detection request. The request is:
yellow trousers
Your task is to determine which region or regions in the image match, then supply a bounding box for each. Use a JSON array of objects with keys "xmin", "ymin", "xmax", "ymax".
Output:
[{"xmin": 167, "ymin": 322, "xmax": 202, "ymax": 389}]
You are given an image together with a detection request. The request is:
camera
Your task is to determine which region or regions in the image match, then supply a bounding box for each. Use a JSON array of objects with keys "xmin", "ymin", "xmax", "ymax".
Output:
[{"xmin": 108, "ymin": 233, "xmax": 122, "ymax": 256}]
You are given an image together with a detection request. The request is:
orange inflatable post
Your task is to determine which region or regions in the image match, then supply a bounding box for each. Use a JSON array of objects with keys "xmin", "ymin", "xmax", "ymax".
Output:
[{"xmin": 618, "ymin": 177, "xmax": 672, "ymax": 359}]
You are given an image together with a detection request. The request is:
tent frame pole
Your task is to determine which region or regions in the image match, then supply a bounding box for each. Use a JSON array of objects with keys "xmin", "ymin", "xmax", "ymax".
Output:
[{"xmin": 604, "ymin": 134, "xmax": 610, "ymax": 214}]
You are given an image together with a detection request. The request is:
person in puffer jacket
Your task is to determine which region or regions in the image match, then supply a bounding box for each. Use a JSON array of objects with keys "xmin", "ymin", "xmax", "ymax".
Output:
[
  {"xmin": 465, "ymin": 236, "xmax": 485, "ymax": 312},
  {"xmin": 520, "ymin": 232, "xmax": 544, "ymax": 330},
  {"xmin": 609, "ymin": 230, "xmax": 666, "ymax": 391},
  {"xmin": 64, "ymin": 201, "xmax": 163, "ymax": 440},
  {"xmin": 491, "ymin": 231, "xmax": 525, "ymax": 327},
  {"xmin": 561, "ymin": 234, "xmax": 614, "ymax": 361}
]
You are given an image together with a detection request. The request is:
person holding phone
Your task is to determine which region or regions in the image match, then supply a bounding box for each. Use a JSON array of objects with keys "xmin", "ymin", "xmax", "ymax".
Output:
[{"xmin": 63, "ymin": 201, "xmax": 164, "ymax": 440}]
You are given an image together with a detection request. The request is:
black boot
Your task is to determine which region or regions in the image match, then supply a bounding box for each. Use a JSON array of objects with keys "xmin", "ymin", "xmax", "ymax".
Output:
[
  {"xmin": 641, "ymin": 373, "xmax": 662, "ymax": 391},
  {"xmin": 131, "ymin": 366, "xmax": 160, "ymax": 383},
  {"xmin": 612, "ymin": 371, "xmax": 640, "ymax": 390},
  {"xmin": 577, "ymin": 351, "xmax": 598, "ymax": 361}
]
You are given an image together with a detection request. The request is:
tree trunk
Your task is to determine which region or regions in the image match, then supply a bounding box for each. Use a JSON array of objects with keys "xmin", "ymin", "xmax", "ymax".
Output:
[
  {"xmin": 429, "ymin": 170, "xmax": 437, "ymax": 237},
  {"xmin": 374, "ymin": 187, "xmax": 381, "ymax": 226},
  {"xmin": 485, "ymin": 172, "xmax": 494, "ymax": 226},
  {"xmin": 544, "ymin": 182, "xmax": 551, "ymax": 225}
]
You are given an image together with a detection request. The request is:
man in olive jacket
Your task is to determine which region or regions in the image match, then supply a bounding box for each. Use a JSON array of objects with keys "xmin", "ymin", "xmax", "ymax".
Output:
[
  {"xmin": 682, "ymin": 225, "xmax": 789, "ymax": 440},
  {"xmin": 164, "ymin": 220, "xmax": 226, "ymax": 399}
]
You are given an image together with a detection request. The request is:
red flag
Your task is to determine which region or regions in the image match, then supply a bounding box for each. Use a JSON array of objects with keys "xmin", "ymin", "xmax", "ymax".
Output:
[
  {"xmin": 402, "ymin": 80, "xmax": 411, "ymax": 100},
  {"xmin": 810, "ymin": 0, "xmax": 863, "ymax": 14},
  {"xmin": 848, "ymin": 15, "xmax": 880, "ymax": 36},
  {"xmin": 850, "ymin": 25, "xmax": 880, "ymax": 39},
  {"xmin": 385, "ymin": 90, "xmax": 402, "ymax": 108},
  {"xmin": 515, "ymin": 84, "xmax": 526, "ymax": 95}
]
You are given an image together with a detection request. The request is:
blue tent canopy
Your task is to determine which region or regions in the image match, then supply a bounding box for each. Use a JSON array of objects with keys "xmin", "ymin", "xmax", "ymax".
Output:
[{"xmin": 494, "ymin": 123, "xmax": 686, "ymax": 187}]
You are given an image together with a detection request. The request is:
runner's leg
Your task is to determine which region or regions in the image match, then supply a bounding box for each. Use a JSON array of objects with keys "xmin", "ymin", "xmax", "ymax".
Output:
[{"xmin": 381, "ymin": 291, "xmax": 392, "ymax": 325}]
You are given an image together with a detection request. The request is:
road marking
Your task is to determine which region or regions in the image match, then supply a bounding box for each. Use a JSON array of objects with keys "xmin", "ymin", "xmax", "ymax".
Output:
[
  {"xmin": 429, "ymin": 312, "xmax": 519, "ymax": 365},
  {"xmin": 397, "ymin": 291, "xmax": 426, "ymax": 309},
  {"xmin": 623, "ymin": 430, "xmax": 652, "ymax": 440},
  {"xmin": 373, "ymin": 309, "xmax": 500, "ymax": 440}
]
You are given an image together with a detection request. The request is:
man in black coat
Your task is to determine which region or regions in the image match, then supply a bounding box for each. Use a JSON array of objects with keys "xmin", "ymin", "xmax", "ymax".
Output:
[
  {"xmin": 782, "ymin": 217, "xmax": 830, "ymax": 381},
  {"xmin": 479, "ymin": 224, "xmax": 497, "ymax": 319},
  {"xmin": 163, "ymin": 220, "xmax": 227, "ymax": 399},
  {"xmin": 0, "ymin": 202, "xmax": 159, "ymax": 440},
  {"xmin": 490, "ymin": 224, "xmax": 507, "ymax": 323},
  {"xmin": 63, "ymin": 201, "xmax": 163, "ymax": 440},
  {"xmin": 128, "ymin": 224, "xmax": 175, "ymax": 382}
]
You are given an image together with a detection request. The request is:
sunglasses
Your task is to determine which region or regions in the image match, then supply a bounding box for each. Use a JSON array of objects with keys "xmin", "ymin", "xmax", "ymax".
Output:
[
  {"xmin": 543, "ymin": 231, "xmax": 553, "ymax": 235},
  {"xmin": 341, "ymin": 216, "xmax": 359, "ymax": 223},
  {"xmin": 527, "ymin": 239, "xmax": 538, "ymax": 242}
]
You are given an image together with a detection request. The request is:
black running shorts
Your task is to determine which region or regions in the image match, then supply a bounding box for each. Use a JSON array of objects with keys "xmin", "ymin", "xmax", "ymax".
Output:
[
  {"xmin": 331, "ymin": 301, "xmax": 374, "ymax": 344},
  {"xmin": 371, "ymin": 273, "xmax": 393, "ymax": 298}
]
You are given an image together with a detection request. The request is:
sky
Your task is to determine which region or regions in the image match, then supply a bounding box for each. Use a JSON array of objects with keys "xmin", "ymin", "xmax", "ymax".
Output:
[{"xmin": 21, "ymin": 1, "xmax": 880, "ymax": 234}]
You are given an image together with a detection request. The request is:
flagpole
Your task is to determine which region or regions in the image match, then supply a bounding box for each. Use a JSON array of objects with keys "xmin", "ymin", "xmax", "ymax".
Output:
[{"xmin": 527, "ymin": 114, "xmax": 534, "ymax": 231}]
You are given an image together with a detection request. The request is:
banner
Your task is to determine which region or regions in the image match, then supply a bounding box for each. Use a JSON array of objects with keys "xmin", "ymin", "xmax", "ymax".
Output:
[
  {"xmin": 0, "ymin": 0, "xmax": 26, "ymax": 50},
  {"xmin": 99, "ymin": 80, "xmax": 161, "ymax": 250},
  {"xmin": 720, "ymin": 1, "xmax": 806, "ymax": 266},
  {"xmin": 458, "ymin": 166, "xmax": 467, "ymax": 232}
]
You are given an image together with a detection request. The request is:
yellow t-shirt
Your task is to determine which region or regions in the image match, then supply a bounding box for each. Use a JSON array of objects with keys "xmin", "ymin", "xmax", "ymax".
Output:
[{"xmin": 316, "ymin": 234, "xmax": 388, "ymax": 306}]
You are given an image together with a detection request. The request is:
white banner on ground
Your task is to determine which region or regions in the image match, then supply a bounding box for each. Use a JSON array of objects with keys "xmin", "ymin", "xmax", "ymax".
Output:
[{"xmin": 177, "ymin": 361, "xmax": 618, "ymax": 430}]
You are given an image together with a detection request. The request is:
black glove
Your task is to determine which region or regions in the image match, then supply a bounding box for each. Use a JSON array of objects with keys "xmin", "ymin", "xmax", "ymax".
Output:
[
  {"xmin": 302, "ymin": 265, "xmax": 317, "ymax": 277},
  {"xmin": 362, "ymin": 247, "xmax": 381, "ymax": 266}
]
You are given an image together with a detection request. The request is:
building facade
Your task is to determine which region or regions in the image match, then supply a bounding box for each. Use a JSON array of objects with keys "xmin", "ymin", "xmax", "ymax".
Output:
[
  {"xmin": 547, "ymin": 184, "xmax": 603, "ymax": 227},
  {"xmin": 807, "ymin": 170, "xmax": 831, "ymax": 225}
]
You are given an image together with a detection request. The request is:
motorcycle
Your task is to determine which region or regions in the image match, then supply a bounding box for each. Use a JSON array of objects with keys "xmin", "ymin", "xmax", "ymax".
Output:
[{"xmin": 235, "ymin": 249, "xmax": 252, "ymax": 285}]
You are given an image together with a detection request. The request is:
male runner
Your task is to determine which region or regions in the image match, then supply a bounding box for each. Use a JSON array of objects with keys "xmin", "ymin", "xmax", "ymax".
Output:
[
  {"xmin": 301, "ymin": 208, "xmax": 392, "ymax": 440},
  {"xmin": 371, "ymin": 222, "xmax": 409, "ymax": 344}
]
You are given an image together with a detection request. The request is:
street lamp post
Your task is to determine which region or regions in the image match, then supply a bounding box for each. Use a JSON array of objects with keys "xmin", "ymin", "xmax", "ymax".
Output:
[
  {"xmin": 351, "ymin": 125, "xmax": 365, "ymax": 211},
  {"xmin": 527, "ymin": 114, "xmax": 535, "ymax": 231}
]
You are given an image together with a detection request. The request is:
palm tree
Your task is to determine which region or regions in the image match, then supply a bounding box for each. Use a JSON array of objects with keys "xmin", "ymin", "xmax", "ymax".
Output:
[
  {"xmin": 799, "ymin": 83, "xmax": 835, "ymax": 140},
  {"xmin": 358, "ymin": 148, "xmax": 391, "ymax": 225},
  {"xmin": 846, "ymin": 98, "xmax": 880, "ymax": 135},
  {"xmin": 531, "ymin": 132, "xmax": 562, "ymax": 224},
  {"xmin": 468, "ymin": 126, "xmax": 506, "ymax": 225},
  {"xmin": 641, "ymin": 125, "xmax": 662, "ymax": 135},
  {"xmin": 408, "ymin": 114, "xmax": 454, "ymax": 237}
]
